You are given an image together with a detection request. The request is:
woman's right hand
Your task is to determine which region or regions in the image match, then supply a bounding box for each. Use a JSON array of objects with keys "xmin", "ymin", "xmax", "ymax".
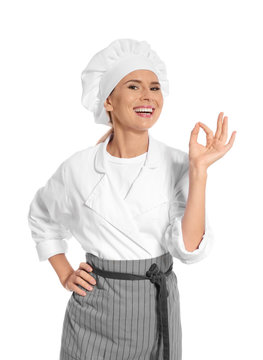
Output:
[{"xmin": 62, "ymin": 262, "xmax": 97, "ymax": 296}]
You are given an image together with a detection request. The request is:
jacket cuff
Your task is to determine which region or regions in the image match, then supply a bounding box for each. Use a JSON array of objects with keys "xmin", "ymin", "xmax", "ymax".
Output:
[
  {"xmin": 36, "ymin": 239, "xmax": 68, "ymax": 262},
  {"xmin": 164, "ymin": 214, "xmax": 215, "ymax": 264}
]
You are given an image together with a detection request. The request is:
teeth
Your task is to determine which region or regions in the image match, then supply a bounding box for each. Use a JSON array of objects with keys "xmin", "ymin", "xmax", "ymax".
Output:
[{"xmin": 134, "ymin": 108, "xmax": 153, "ymax": 113}]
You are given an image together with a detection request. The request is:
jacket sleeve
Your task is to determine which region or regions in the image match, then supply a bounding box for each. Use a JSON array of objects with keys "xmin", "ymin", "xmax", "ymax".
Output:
[
  {"xmin": 27, "ymin": 161, "xmax": 73, "ymax": 262},
  {"xmin": 164, "ymin": 153, "xmax": 215, "ymax": 264}
]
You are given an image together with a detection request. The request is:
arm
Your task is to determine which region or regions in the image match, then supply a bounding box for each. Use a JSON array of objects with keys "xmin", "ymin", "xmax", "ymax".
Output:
[
  {"xmin": 164, "ymin": 113, "xmax": 236, "ymax": 264},
  {"xmin": 181, "ymin": 166, "xmax": 207, "ymax": 252},
  {"xmin": 164, "ymin": 154, "xmax": 214, "ymax": 264},
  {"xmin": 182, "ymin": 113, "xmax": 236, "ymax": 251},
  {"xmin": 27, "ymin": 160, "xmax": 73, "ymax": 261},
  {"xmin": 28, "ymin": 160, "xmax": 97, "ymax": 295},
  {"xmin": 48, "ymin": 253, "xmax": 74, "ymax": 287}
]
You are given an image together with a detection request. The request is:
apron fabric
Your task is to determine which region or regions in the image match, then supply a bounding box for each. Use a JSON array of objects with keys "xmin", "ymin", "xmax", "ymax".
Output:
[{"xmin": 59, "ymin": 251, "xmax": 182, "ymax": 360}]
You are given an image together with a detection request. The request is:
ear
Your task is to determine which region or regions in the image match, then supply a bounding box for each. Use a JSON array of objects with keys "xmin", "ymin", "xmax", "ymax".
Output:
[{"xmin": 104, "ymin": 97, "xmax": 113, "ymax": 112}]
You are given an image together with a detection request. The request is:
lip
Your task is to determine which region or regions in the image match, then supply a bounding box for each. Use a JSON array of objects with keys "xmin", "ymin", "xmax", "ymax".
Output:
[
  {"xmin": 133, "ymin": 107, "xmax": 155, "ymax": 118},
  {"xmin": 133, "ymin": 106, "xmax": 155, "ymax": 110}
]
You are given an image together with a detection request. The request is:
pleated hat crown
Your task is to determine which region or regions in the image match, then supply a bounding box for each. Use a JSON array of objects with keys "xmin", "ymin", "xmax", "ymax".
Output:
[{"xmin": 81, "ymin": 38, "xmax": 169, "ymax": 126}]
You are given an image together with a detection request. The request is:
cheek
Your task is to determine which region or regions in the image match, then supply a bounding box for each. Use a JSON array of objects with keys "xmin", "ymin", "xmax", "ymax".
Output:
[
  {"xmin": 157, "ymin": 97, "xmax": 164, "ymax": 108},
  {"xmin": 154, "ymin": 106, "xmax": 162, "ymax": 117},
  {"xmin": 155, "ymin": 104, "xmax": 163, "ymax": 116}
]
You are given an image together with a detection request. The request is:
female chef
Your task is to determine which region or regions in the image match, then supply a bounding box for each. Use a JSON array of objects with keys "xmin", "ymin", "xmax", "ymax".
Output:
[{"xmin": 27, "ymin": 38, "xmax": 236, "ymax": 360}]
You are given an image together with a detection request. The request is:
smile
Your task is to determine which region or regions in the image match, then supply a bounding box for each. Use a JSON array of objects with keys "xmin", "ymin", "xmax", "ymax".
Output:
[{"xmin": 133, "ymin": 106, "xmax": 155, "ymax": 118}]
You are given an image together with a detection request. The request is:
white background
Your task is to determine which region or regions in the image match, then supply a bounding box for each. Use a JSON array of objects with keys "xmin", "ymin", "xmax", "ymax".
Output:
[{"xmin": 1, "ymin": 0, "xmax": 262, "ymax": 359}]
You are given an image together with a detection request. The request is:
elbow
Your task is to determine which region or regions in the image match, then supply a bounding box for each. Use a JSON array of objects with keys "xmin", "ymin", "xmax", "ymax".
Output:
[
  {"xmin": 181, "ymin": 216, "xmax": 205, "ymax": 252},
  {"xmin": 182, "ymin": 234, "xmax": 204, "ymax": 252}
]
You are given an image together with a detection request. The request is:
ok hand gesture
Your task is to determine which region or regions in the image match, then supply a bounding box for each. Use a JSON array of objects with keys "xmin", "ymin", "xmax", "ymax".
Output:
[{"xmin": 189, "ymin": 112, "xmax": 237, "ymax": 170}]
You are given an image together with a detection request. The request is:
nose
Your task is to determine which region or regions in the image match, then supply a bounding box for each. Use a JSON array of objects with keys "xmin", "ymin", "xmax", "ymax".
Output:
[{"xmin": 140, "ymin": 87, "xmax": 153, "ymax": 100}]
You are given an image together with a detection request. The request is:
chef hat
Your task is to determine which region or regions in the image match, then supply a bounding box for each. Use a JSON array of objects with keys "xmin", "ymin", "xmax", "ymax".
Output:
[{"xmin": 81, "ymin": 38, "xmax": 169, "ymax": 127}]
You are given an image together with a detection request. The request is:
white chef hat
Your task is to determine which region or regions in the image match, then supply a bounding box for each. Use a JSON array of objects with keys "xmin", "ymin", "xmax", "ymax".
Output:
[{"xmin": 81, "ymin": 38, "xmax": 169, "ymax": 127}]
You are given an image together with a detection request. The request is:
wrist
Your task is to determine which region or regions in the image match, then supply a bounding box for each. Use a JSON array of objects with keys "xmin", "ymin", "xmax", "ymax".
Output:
[
  {"xmin": 60, "ymin": 269, "xmax": 74, "ymax": 287},
  {"xmin": 189, "ymin": 164, "xmax": 208, "ymax": 179},
  {"xmin": 48, "ymin": 254, "xmax": 74, "ymax": 287}
]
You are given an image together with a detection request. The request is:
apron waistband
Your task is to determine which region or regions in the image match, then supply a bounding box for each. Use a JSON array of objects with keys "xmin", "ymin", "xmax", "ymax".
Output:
[{"xmin": 91, "ymin": 261, "xmax": 173, "ymax": 360}]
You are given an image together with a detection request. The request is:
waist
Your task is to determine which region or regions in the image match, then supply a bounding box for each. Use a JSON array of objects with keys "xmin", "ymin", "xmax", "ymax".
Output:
[{"xmin": 85, "ymin": 251, "xmax": 173, "ymax": 276}]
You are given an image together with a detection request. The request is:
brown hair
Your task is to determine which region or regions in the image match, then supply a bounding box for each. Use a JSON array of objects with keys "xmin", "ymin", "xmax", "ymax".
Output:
[
  {"xmin": 96, "ymin": 113, "xmax": 114, "ymax": 145},
  {"xmin": 96, "ymin": 88, "xmax": 115, "ymax": 145}
]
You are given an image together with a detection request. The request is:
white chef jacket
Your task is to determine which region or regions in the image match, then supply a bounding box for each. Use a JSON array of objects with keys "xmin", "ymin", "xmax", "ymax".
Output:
[{"xmin": 27, "ymin": 133, "xmax": 215, "ymax": 264}]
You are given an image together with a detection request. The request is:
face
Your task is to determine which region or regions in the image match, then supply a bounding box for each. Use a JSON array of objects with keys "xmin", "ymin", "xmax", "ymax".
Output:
[{"xmin": 104, "ymin": 69, "xmax": 163, "ymax": 132}]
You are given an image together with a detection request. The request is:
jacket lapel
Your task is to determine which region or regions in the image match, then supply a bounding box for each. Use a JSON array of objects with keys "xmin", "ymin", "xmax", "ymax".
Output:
[{"xmin": 83, "ymin": 133, "xmax": 169, "ymax": 239}]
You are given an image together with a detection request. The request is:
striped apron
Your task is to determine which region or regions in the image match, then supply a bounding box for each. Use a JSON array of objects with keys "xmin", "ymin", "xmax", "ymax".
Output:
[{"xmin": 59, "ymin": 251, "xmax": 182, "ymax": 360}]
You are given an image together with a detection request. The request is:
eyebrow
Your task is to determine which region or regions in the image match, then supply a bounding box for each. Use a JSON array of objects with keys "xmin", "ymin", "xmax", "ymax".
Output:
[{"xmin": 124, "ymin": 79, "xmax": 160, "ymax": 85}]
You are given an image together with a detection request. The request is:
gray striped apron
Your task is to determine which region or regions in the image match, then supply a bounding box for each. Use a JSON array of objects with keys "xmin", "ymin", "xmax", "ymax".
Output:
[{"xmin": 59, "ymin": 251, "xmax": 182, "ymax": 360}]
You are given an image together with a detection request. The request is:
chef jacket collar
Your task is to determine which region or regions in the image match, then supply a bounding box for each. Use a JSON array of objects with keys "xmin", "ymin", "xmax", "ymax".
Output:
[{"xmin": 94, "ymin": 132, "xmax": 160, "ymax": 173}]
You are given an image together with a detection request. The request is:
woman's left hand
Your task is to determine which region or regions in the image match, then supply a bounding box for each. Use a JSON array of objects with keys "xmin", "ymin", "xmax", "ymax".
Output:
[{"xmin": 189, "ymin": 112, "xmax": 237, "ymax": 170}]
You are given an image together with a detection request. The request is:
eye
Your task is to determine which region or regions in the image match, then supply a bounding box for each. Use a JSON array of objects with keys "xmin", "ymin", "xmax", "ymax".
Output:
[
  {"xmin": 128, "ymin": 85, "xmax": 161, "ymax": 91},
  {"xmin": 128, "ymin": 85, "xmax": 138, "ymax": 90}
]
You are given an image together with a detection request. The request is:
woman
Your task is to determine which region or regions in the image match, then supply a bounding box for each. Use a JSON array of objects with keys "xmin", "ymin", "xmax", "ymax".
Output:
[{"xmin": 27, "ymin": 39, "xmax": 236, "ymax": 360}]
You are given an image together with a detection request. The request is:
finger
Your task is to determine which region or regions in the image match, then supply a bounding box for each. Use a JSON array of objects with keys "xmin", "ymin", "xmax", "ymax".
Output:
[
  {"xmin": 75, "ymin": 276, "xmax": 94, "ymax": 291},
  {"xmin": 198, "ymin": 122, "xmax": 213, "ymax": 134},
  {"xmin": 78, "ymin": 263, "xmax": 97, "ymax": 285},
  {"xmin": 79, "ymin": 262, "xmax": 93, "ymax": 272},
  {"xmin": 71, "ymin": 283, "xmax": 87, "ymax": 297},
  {"xmin": 197, "ymin": 122, "xmax": 214, "ymax": 147},
  {"xmin": 215, "ymin": 112, "xmax": 224, "ymax": 140},
  {"xmin": 189, "ymin": 122, "xmax": 200, "ymax": 145},
  {"xmin": 78, "ymin": 269, "xmax": 97, "ymax": 285},
  {"xmin": 224, "ymin": 131, "xmax": 237, "ymax": 151},
  {"xmin": 219, "ymin": 116, "xmax": 228, "ymax": 143}
]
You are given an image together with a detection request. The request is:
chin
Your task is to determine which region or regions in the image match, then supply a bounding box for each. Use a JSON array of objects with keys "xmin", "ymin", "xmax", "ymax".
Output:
[{"xmin": 133, "ymin": 122, "xmax": 156, "ymax": 132}]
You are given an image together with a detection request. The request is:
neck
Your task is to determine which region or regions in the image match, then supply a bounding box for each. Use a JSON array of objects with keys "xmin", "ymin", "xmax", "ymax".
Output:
[{"xmin": 106, "ymin": 130, "xmax": 149, "ymax": 158}]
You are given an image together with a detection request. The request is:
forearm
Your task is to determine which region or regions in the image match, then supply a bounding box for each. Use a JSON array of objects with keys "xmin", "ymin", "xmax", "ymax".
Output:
[
  {"xmin": 181, "ymin": 166, "xmax": 208, "ymax": 252},
  {"xmin": 48, "ymin": 253, "xmax": 74, "ymax": 286}
]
